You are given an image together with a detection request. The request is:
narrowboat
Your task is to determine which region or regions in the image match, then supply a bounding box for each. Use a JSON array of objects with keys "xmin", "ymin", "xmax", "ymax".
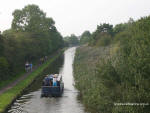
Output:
[{"xmin": 41, "ymin": 74, "xmax": 64, "ymax": 97}]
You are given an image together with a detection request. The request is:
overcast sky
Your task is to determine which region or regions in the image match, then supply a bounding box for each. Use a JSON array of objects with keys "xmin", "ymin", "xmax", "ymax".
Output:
[{"xmin": 0, "ymin": 0, "xmax": 150, "ymax": 36}]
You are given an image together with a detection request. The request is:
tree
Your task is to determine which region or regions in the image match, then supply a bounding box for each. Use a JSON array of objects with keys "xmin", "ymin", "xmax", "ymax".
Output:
[
  {"xmin": 0, "ymin": 57, "xmax": 10, "ymax": 80},
  {"xmin": 96, "ymin": 23, "xmax": 113, "ymax": 36},
  {"xmin": 89, "ymin": 23, "xmax": 113, "ymax": 46},
  {"xmin": 80, "ymin": 31, "xmax": 91, "ymax": 44},
  {"xmin": 0, "ymin": 4, "xmax": 64, "ymax": 81},
  {"xmin": 11, "ymin": 4, "xmax": 55, "ymax": 33},
  {"xmin": 113, "ymin": 23, "xmax": 128, "ymax": 34},
  {"xmin": 64, "ymin": 34, "xmax": 79, "ymax": 46},
  {"xmin": 0, "ymin": 35, "xmax": 4, "ymax": 57}
]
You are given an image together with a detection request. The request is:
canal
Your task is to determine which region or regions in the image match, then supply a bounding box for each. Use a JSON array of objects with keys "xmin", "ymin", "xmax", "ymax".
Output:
[{"xmin": 7, "ymin": 47, "xmax": 87, "ymax": 113}]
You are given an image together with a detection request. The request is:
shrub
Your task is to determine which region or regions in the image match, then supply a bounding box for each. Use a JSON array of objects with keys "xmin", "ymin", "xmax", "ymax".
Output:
[{"xmin": 0, "ymin": 57, "xmax": 10, "ymax": 80}]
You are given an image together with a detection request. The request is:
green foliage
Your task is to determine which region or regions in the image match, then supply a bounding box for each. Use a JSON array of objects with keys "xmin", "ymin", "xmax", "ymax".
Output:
[
  {"xmin": 113, "ymin": 23, "xmax": 128, "ymax": 34},
  {"xmin": 74, "ymin": 16, "xmax": 150, "ymax": 113},
  {"xmin": 80, "ymin": 31, "xmax": 91, "ymax": 44},
  {"xmin": 64, "ymin": 34, "xmax": 79, "ymax": 46},
  {"xmin": 0, "ymin": 72, "xmax": 25, "ymax": 90},
  {"xmin": 88, "ymin": 19, "xmax": 135, "ymax": 47},
  {"xmin": 89, "ymin": 23, "xmax": 113, "ymax": 46},
  {"xmin": 0, "ymin": 57, "xmax": 10, "ymax": 81},
  {"xmin": 74, "ymin": 46, "xmax": 112, "ymax": 113},
  {"xmin": 96, "ymin": 17, "xmax": 150, "ymax": 112},
  {"xmin": 96, "ymin": 34, "xmax": 112, "ymax": 46},
  {"xmin": 0, "ymin": 35, "xmax": 4, "ymax": 57},
  {"xmin": 96, "ymin": 23, "xmax": 113, "ymax": 36},
  {"xmin": 0, "ymin": 49, "xmax": 64, "ymax": 113},
  {"xmin": 0, "ymin": 4, "xmax": 64, "ymax": 82},
  {"xmin": 11, "ymin": 4, "xmax": 55, "ymax": 33}
]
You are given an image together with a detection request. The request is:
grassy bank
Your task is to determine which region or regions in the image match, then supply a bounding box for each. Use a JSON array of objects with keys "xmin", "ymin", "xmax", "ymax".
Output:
[
  {"xmin": 0, "ymin": 49, "xmax": 65, "ymax": 113},
  {"xmin": 73, "ymin": 45, "xmax": 110, "ymax": 113},
  {"xmin": 74, "ymin": 45, "xmax": 150, "ymax": 113},
  {"xmin": 74, "ymin": 16, "xmax": 150, "ymax": 113}
]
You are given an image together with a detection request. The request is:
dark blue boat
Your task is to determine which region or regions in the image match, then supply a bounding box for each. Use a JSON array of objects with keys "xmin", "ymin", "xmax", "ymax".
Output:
[{"xmin": 41, "ymin": 74, "xmax": 64, "ymax": 97}]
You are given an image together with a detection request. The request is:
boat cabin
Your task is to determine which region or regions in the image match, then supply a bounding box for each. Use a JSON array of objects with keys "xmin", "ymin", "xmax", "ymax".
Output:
[{"xmin": 41, "ymin": 74, "xmax": 64, "ymax": 97}]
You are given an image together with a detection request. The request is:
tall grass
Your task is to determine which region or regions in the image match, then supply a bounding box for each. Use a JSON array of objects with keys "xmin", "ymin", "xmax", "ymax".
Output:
[{"xmin": 74, "ymin": 46, "xmax": 111, "ymax": 113}]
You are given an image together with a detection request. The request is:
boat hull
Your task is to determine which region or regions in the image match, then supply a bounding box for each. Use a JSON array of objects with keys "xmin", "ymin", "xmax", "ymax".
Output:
[{"xmin": 41, "ymin": 83, "xmax": 64, "ymax": 97}]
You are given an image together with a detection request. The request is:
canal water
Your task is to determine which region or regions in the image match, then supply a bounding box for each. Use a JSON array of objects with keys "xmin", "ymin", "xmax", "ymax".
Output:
[{"xmin": 7, "ymin": 47, "xmax": 86, "ymax": 113}]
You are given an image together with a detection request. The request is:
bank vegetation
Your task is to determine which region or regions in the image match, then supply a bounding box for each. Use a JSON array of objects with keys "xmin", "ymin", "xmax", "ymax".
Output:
[
  {"xmin": 0, "ymin": 4, "xmax": 64, "ymax": 85},
  {"xmin": 74, "ymin": 16, "xmax": 150, "ymax": 113}
]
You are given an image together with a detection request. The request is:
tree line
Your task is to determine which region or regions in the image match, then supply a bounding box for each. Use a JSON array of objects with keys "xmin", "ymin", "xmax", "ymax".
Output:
[
  {"xmin": 79, "ymin": 18, "xmax": 134, "ymax": 46},
  {"xmin": 0, "ymin": 4, "xmax": 64, "ymax": 81},
  {"xmin": 64, "ymin": 34, "xmax": 79, "ymax": 46}
]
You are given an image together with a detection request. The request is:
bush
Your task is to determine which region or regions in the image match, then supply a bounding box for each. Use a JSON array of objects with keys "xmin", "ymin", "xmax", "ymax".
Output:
[
  {"xmin": 74, "ymin": 16, "xmax": 150, "ymax": 113},
  {"xmin": 97, "ymin": 16, "xmax": 150, "ymax": 112},
  {"xmin": 0, "ymin": 57, "xmax": 10, "ymax": 80},
  {"xmin": 96, "ymin": 34, "xmax": 112, "ymax": 46}
]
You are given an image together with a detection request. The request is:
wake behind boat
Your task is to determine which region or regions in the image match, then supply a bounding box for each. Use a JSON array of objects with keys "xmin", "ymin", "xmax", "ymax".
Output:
[{"xmin": 41, "ymin": 74, "xmax": 64, "ymax": 97}]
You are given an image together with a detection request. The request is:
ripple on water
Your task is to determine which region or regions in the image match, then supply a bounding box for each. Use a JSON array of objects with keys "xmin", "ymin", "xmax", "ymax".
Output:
[{"xmin": 7, "ymin": 47, "xmax": 87, "ymax": 113}]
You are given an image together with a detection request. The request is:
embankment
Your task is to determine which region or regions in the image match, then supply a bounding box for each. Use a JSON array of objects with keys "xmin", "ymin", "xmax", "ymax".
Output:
[
  {"xmin": 0, "ymin": 49, "xmax": 65, "ymax": 113},
  {"xmin": 74, "ymin": 44, "xmax": 150, "ymax": 113},
  {"xmin": 73, "ymin": 45, "xmax": 110, "ymax": 113}
]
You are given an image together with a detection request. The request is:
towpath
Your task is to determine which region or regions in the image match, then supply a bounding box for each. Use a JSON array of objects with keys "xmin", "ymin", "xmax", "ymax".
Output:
[
  {"xmin": 0, "ymin": 65, "xmax": 39, "ymax": 95},
  {"xmin": 0, "ymin": 49, "xmax": 62, "ymax": 95}
]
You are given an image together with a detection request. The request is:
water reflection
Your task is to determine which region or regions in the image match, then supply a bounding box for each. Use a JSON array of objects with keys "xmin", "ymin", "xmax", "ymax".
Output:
[{"xmin": 7, "ymin": 47, "xmax": 86, "ymax": 113}]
